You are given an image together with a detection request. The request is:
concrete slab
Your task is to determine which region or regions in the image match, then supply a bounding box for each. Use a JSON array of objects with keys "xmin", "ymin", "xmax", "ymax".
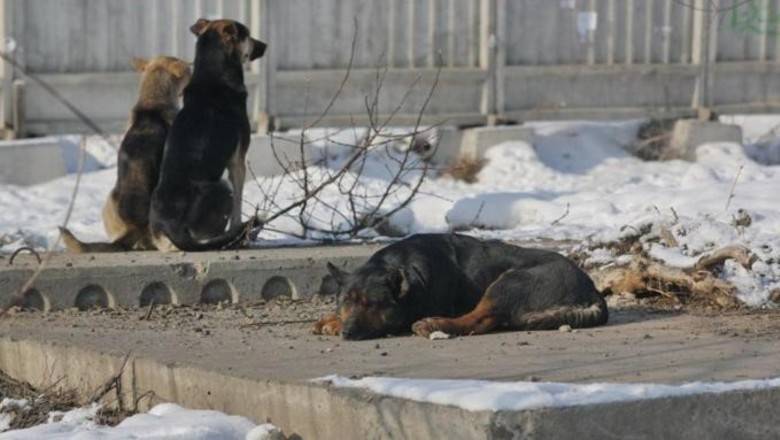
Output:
[
  {"xmin": 0, "ymin": 305, "xmax": 779, "ymax": 439},
  {"xmin": 432, "ymin": 125, "xmax": 536, "ymax": 164},
  {"xmin": 669, "ymin": 120, "xmax": 743, "ymax": 160}
]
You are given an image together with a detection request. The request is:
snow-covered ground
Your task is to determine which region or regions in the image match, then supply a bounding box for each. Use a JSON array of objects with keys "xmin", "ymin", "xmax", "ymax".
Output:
[
  {"xmin": 0, "ymin": 402, "xmax": 283, "ymax": 440},
  {"xmin": 320, "ymin": 375, "xmax": 780, "ymax": 412},
  {"xmin": 2, "ymin": 117, "xmax": 780, "ymax": 305}
]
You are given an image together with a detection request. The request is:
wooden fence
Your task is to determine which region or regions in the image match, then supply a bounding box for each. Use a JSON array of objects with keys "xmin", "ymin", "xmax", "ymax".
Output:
[{"xmin": 1, "ymin": 0, "xmax": 780, "ymax": 135}]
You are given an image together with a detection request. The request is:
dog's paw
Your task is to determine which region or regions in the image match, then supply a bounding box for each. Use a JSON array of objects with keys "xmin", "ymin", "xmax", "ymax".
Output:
[
  {"xmin": 411, "ymin": 317, "xmax": 447, "ymax": 338},
  {"xmin": 312, "ymin": 314, "xmax": 342, "ymax": 336}
]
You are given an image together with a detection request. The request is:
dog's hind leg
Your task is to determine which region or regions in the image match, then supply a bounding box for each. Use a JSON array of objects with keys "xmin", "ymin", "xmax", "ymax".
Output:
[
  {"xmin": 227, "ymin": 146, "xmax": 247, "ymax": 231},
  {"xmin": 411, "ymin": 298, "xmax": 500, "ymax": 337},
  {"xmin": 411, "ymin": 271, "xmax": 517, "ymax": 337}
]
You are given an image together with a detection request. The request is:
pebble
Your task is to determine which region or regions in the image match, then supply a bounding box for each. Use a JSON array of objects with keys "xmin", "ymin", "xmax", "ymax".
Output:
[
  {"xmin": 428, "ymin": 331, "xmax": 451, "ymax": 340},
  {"xmin": 558, "ymin": 325, "xmax": 572, "ymax": 333}
]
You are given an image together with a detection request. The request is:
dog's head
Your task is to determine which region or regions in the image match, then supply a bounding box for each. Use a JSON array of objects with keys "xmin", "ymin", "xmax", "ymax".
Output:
[
  {"xmin": 190, "ymin": 18, "xmax": 267, "ymax": 63},
  {"xmin": 326, "ymin": 262, "xmax": 412, "ymax": 340},
  {"xmin": 132, "ymin": 56, "xmax": 192, "ymax": 98}
]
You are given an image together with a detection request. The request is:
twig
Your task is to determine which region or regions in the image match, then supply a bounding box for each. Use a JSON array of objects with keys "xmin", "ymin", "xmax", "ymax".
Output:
[
  {"xmin": 142, "ymin": 300, "xmax": 155, "ymax": 321},
  {"xmin": 724, "ymin": 164, "xmax": 744, "ymax": 212},
  {"xmin": 89, "ymin": 353, "xmax": 131, "ymax": 410},
  {"xmin": 550, "ymin": 203, "xmax": 571, "ymax": 226},
  {"xmin": 239, "ymin": 318, "xmax": 317, "ymax": 329}
]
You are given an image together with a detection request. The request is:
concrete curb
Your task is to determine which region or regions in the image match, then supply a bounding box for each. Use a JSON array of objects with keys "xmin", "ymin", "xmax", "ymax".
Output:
[
  {"xmin": 0, "ymin": 336, "xmax": 778, "ymax": 439},
  {"xmin": 0, "ymin": 245, "xmax": 381, "ymax": 311}
]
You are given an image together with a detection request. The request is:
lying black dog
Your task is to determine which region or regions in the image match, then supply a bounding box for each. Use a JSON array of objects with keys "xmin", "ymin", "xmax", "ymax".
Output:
[
  {"xmin": 314, "ymin": 233, "xmax": 608, "ymax": 340},
  {"xmin": 149, "ymin": 18, "xmax": 266, "ymax": 251}
]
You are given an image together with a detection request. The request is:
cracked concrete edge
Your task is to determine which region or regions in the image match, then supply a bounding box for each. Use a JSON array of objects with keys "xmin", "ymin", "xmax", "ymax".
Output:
[{"xmin": 2, "ymin": 336, "xmax": 779, "ymax": 440}]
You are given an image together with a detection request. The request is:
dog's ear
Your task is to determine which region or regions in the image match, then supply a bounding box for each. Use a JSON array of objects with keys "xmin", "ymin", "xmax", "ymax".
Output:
[
  {"xmin": 326, "ymin": 262, "xmax": 348, "ymax": 286},
  {"xmin": 190, "ymin": 18, "xmax": 211, "ymax": 36},
  {"xmin": 167, "ymin": 61, "xmax": 190, "ymax": 79},
  {"xmin": 218, "ymin": 22, "xmax": 239, "ymax": 44},
  {"xmin": 131, "ymin": 57, "xmax": 149, "ymax": 72}
]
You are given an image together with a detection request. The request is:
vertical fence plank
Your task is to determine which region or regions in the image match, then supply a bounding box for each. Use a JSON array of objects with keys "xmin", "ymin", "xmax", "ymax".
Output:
[
  {"xmin": 479, "ymin": 0, "xmax": 495, "ymax": 120},
  {"xmin": 586, "ymin": 0, "xmax": 596, "ymax": 65},
  {"xmin": 427, "ymin": 0, "xmax": 436, "ymax": 67},
  {"xmin": 681, "ymin": 0, "xmax": 691, "ymax": 63},
  {"xmin": 644, "ymin": 0, "xmax": 653, "ymax": 63},
  {"xmin": 760, "ymin": 0, "xmax": 769, "ymax": 61},
  {"xmin": 387, "ymin": 0, "xmax": 396, "ymax": 67},
  {"xmin": 607, "ymin": 0, "xmax": 615, "ymax": 65},
  {"xmin": 171, "ymin": 0, "xmax": 180, "ymax": 57},
  {"xmin": 625, "ymin": 0, "xmax": 634, "ymax": 65},
  {"xmin": 469, "ymin": 0, "xmax": 478, "ymax": 67},
  {"xmin": 407, "ymin": 0, "xmax": 416, "ymax": 67},
  {"xmin": 662, "ymin": 0, "xmax": 671, "ymax": 63},
  {"xmin": 447, "ymin": 0, "xmax": 455, "ymax": 67},
  {"xmin": 773, "ymin": 0, "xmax": 780, "ymax": 62}
]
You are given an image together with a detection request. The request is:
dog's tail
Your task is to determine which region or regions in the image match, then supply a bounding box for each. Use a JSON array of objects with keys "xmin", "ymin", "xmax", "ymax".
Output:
[
  {"xmin": 513, "ymin": 295, "xmax": 609, "ymax": 330},
  {"xmin": 159, "ymin": 219, "xmax": 257, "ymax": 252},
  {"xmin": 59, "ymin": 227, "xmax": 134, "ymax": 253}
]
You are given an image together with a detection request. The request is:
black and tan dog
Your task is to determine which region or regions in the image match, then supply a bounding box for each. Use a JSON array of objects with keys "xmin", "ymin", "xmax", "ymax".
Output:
[
  {"xmin": 149, "ymin": 19, "xmax": 266, "ymax": 252},
  {"xmin": 61, "ymin": 56, "xmax": 191, "ymax": 253},
  {"xmin": 314, "ymin": 233, "xmax": 608, "ymax": 340}
]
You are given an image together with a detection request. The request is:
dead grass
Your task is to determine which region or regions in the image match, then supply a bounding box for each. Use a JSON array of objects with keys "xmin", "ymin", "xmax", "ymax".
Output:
[
  {"xmin": 632, "ymin": 118, "xmax": 677, "ymax": 161},
  {"xmin": 444, "ymin": 156, "xmax": 486, "ymax": 183},
  {"xmin": 0, "ymin": 369, "xmax": 134, "ymax": 431}
]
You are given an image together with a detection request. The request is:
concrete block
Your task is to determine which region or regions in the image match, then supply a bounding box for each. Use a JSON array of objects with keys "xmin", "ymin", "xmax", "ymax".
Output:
[
  {"xmin": 431, "ymin": 125, "xmax": 536, "ymax": 165},
  {"xmin": 430, "ymin": 126, "xmax": 464, "ymax": 164},
  {"xmin": 0, "ymin": 136, "xmax": 104, "ymax": 186},
  {"xmin": 670, "ymin": 120, "xmax": 743, "ymax": 161},
  {"xmin": 245, "ymin": 134, "xmax": 316, "ymax": 178},
  {"xmin": 460, "ymin": 125, "xmax": 537, "ymax": 159},
  {"xmin": 0, "ymin": 137, "xmax": 68, "ymax": 185}
]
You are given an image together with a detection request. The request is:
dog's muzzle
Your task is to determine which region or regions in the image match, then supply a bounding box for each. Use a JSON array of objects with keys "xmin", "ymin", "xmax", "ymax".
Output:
[{"xmin": 250, "ymin": 39, "xmax": 267, "ymax": 60}]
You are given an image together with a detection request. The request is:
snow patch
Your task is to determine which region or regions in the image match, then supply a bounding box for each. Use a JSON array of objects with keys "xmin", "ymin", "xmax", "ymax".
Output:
[{"xmin": 318, "ymin": 375, "xmax": 780, "ymax": 412}]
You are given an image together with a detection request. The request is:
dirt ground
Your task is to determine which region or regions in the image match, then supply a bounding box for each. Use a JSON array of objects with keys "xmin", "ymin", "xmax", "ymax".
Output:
[{"xmin": 1, "ymin": 296, "xmax": 780, "ymax": 385}]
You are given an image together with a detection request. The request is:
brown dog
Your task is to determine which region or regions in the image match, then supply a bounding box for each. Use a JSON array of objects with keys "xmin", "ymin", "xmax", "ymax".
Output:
[{"xmin": 61, "ymin": 56, "xmax": 191, "ymax": 252}]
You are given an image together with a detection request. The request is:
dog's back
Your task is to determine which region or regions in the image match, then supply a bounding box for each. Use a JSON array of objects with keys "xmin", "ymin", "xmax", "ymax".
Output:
[{"xmin": 373, "ymin": 234, "xmax": 608, "ymax": 329}]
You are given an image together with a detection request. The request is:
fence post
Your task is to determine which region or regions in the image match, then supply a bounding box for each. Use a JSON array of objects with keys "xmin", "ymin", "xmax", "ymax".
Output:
[
  {"xmin": 479, "ymin": 0, "xmax": 497, "ymax": 125},
  {"xmin": 11, "ymin": 78, "xmax": 23, "ymax": 138},
  {"xmin": 691, "ymin": 0, "xmax": 717, "ymax": 119},
  {"xmin": 1, "ymin": 0, "xmax": 19, "ymax": 135},
  {"xmin": 253, "ymin": 0, "xmax": 274, "ymax": 133}
]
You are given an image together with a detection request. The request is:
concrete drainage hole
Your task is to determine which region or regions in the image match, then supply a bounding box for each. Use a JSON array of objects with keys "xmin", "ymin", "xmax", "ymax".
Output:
[
  {"xmin": 21, "ymin": 288, "xmax": 48, "ymax": 311},
  {"xmin": 201, "ymin": 279, "xmax": 236, "ymax": 304},
  {"xmin": 75, "ymin": 284, "xmax": 112, "ymax": 310},
  {"xmin": 140, "ymin": 282, "xmax": 176, "ymax": 306},
  {"xmin": 261, "ymin": 276, "xmax": 296, "ymax": 300}
]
